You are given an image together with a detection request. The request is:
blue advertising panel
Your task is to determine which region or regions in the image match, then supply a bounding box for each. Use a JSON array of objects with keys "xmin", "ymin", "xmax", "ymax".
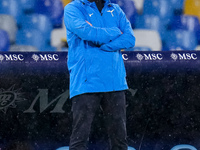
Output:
[{"xmin": 0, "ymin": 51, "xmax": 200, "ymax": 150}]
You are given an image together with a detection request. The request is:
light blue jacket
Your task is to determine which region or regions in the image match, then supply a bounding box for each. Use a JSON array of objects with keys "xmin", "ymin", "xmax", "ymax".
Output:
[{"xmin": 64, "ymin": 0, "xmax": 135, "ymax": 98}]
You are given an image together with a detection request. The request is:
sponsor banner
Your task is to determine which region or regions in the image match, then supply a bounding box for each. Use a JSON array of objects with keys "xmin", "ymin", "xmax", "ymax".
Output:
[
  {"xmin": 0, "ymin": 51, "xmax": 200, "ymax": 150},
  {"xmin": 0, "ymin": 51, "xmax": 199, "ymax": 62}
]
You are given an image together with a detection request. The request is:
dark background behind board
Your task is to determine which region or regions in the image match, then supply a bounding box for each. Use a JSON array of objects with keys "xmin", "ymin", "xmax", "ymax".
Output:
[{"xmin": 0, "ymin": 51, "xmax": 200, "ymax": 150}]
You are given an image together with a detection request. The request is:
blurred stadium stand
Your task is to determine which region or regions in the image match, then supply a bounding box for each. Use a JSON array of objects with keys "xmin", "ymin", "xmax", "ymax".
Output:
[
  {"xmin": 51, "ymin": 21, "xmax": 67, "ymax": 50},
  {"xmin": 0, "ymin": 0, "xmax": 200, "ymax": 51},
  {"xmin": 135, "ymin": 14, "xmax": 167, "ymax": 40},
  {"xmin": 0, "ymin": 29, "xmax": 10, "ymax": 51},
  {"xmin": 0, "ymin": 14, "xmax": 17, "ymax": 44},
  {"xmin": 143, "ymin": 0, "xmax": 174, "ymax": 26},
  {"xmin": 16, "ymin": 29, "xmax": 56, "ymax": 51},
  {"xmin": 163, "ymin": 29, "xmax": 197, "ymax": 51},
  {"xmin": 62, "ymin": 0, "xmax": 71, "ymax": 7},
  {"xmin": 21, "ymin": 13, "xmax": 53, "ymax": 43},
  {"xmin": 34, "ymin": 0, "xmax": 64, "ymax": 28},
  {"xmin": 111, "ymin": 0, "xmax": 138, "ymax": 27},
  {"xmin": 184, "ymin": 0, "xmax": 200, "ymax": 21},
  {"xmin": 126, "ymin": 46, "xmax": 152, "ymax": 51},
  {"xmin": 9, "ymin": 45, "xmax": 39, "ymax": 52},
  {"xmin": 133, "ymin": 29, "xmax": 162, "ymax": 51},
  {"xmin": 0, "ymin": 0, "xmax": 24, "ymax": 25},
  {"xmin": 19, "ymin": 0, "xmax": 36, "ymax": 13}
]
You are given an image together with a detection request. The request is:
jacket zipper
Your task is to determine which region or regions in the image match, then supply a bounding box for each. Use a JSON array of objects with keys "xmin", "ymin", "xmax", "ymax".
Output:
[{"xmin": 92, "ymin": 3, "xmax": 115, "ymax": 90}]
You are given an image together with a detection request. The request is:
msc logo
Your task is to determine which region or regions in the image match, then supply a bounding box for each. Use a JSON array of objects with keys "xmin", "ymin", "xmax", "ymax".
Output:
[
  {"xmin": 171, "ymin": 53, "xmax": 197, "ymax": 61},
  {"xmin": 0, "ymin": 87, "xmax": 137, "ymax": 114},
  {"xmin": 24, "ymin": 88, "xmax": 137, "ymax": 113},
  {"xmin": 24, "ymin": 89, "xmax": 69, "ymax": 113},
  {"xmin": 122, "ymin": 54, "xmax": 128, "ymax": 60},
  {"xmin": 32, "ymin": 54, "xmax": 59, "ymax": 62},
  {"xmin": 136, "ymin": 53, "xmax": 163, "ymax": 61},
  {"xmin": 0, "ymin": 86, "xmax": 25, "ymax": 113},
  {"xmin": 0, "ymin": 54, "xmax": 24, "ymax": 62}
]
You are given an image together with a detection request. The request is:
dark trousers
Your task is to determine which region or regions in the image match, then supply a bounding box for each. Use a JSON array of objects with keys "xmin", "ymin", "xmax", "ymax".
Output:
[{"xmin": 69, "ymin": 91, "xmax": 127, "ymax": 150}]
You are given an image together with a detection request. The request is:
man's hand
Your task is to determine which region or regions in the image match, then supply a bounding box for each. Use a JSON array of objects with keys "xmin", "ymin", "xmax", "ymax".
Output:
[
  {"xmin": 86, "ymin": 20, "xmax": 123, "ymax": 34},
  {"xmin": 85, "ymin": 20, "xmax": 92, "ymax": 26}
]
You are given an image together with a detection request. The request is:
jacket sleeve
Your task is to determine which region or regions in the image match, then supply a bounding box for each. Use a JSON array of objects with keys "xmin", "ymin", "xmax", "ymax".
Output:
[
  {"xmin": 64, "ymin": 3, "xmax": 122, "ymax": 45},
  {"xmin": 100, "ymin": 5, "xmax": 136, "ymax": 52}
]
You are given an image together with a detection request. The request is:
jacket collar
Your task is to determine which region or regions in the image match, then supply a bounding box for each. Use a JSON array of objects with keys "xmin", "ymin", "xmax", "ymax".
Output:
[{"xmin": 78, "ymin": 0, "xmax": 111, "ymax": 6}]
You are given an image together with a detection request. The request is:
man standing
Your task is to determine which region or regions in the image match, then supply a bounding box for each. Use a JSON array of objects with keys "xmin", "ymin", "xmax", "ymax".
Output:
[{"xmin": 64, "ymin": 0, "xmax": 135, "ymax": 149}]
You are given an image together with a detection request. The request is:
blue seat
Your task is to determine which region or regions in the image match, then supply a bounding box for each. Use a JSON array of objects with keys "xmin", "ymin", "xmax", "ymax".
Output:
[
  {"xmin": 171, "ymin": 144, "xmax": 197, "ymax": 150},
  {"xmin": 44, "ymin": 45, "xmax": 57, "ymax": 51},
  {"xmin": 21, "ymin": 14, "xmax": 53, "ymax": 43},
  {"xmin": 34, "ymin": 0, "xmax": 64, "ymax": 28},
  {"xmin": 162, "ymin": 45, "xmax": 190, "ymax": 51},
  {"xmin": 143, "ymin": 0, "xmax": 173, "ymax": 25},
  {"xmin": 16, "ymin": 29, "xmax": 48, "ymax": 51},
  {"xmin": 170, "ymin": 0, "xmax": 184, "ymax": 12},
  {"xmin": 0, "ymin": 29, "xmax": 10, "ymax": 51},
  {"xmin": 135, "ymin": 14, "xmax": 167, "ymax": 40},
  {"xmin": 133, "ymin": 29, "xmax": 162, "ymax": 51},
  {"xmin": 0, "ymin": 0, "xmax": 23, "ymax": 24},
  {"xmin": 170, "ymin": 15, "xmax": 200, "ymax": 44},
  {"xmin": 126, "ymin": 46, "xmax": 152, "ymax": 51},
  {"xmin": 171, "ymin": 15, "xmax": 200, "ymax": 32},
  {"xmin": 9, "ymin": 45, "xmax": 39, "ymax": 52},
  {"xmin": 164, "ymin": 30, "xmax": 198, "ymax": 50},
  {"xmin": 19, "ymin": 0, "xmax": 36, "ymax": 12},
  {"xmin": 110, "ymin": 0, "xmax": 137, "ymax": 27},
  {"xmin": 0, "ymin": 14, "xmax": 17, "ymax": 43}
]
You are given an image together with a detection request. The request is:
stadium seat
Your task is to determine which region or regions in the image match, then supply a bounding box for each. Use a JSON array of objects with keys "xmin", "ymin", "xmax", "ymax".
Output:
[
  {"xmin": 171, "ymin": 15, "xmax": 200, "ymax": 32},
  {"xmin": 19, "ymin": 0, "xmax": 36, "ymax": 13},
  {"xmin": 0, "ymin": 0, "xmax": 23, "ymax": 24},
  {"xmin": 184, "ymin": 0, "xmax": 200, "ymax": 21},
  {"xmin": 195, "ymin": 45, "xmax": 200, "ymax": 50},
  {"xmin": 21, "ymin": 14, "xmax": 53, "ymax": 43},
  {"xmin": 0, "ymin": 29, "xmax": 10, "ymax": 51},
  {"xmin": 125, "ymin": 46, "xmax": 152, "ymax": 51},
  {"xmin": 0, "ymin": 14, "xmax": 17, "ymax": 44},
  {"xmin": 44, "ymin": 45, "xmax": 57, "ymax": 51},
  {"xmin": 60, "ymin": 47, "xmax": 68, "ymax": 51},
  {"xmin": 164, "ymin": 30, "xmax": 198, "ymax": 50},
  {"xmin": 171, "ymin": 144, "xmax": 197, "ymax": 150},
  {"xmin": 16, "ymin": 29, "xmax": 48, "ymax": 51},
  {"xmin": 9, "ymin": 45, "xmax": 39, "ymax": 52},
  {"xmin": 162, "ymin": 45, "xmax": 188, "ymax": 51},
  {"xmin": 170, "ymin": 15, "xmax": 200, "ymax": 43},
  {"xmin": 51, "ymin": 22, "xmax": 67, "ymax": 47},
  {"xmin": 133, "ymin": 29, "xmax": 162, "ymax": 51},
  {"xmin": 132, "ymin": 0, "xmax": 144, "ymax": 14},
  {"xmin": 169, "ymin": 0, "xmax": 184, "ymax": 14},
  {"xmin": 110, "ymin": 0, "xmax": 137, "ymax": 27},
  {"xmin": 62, "ymin": 0, "xmax": 71, "ymax": 7},
  {"xmin": 143, "ymin": 0, "xmax": 173, "ymax": 25},
  {"xmin": 135, "ymin": 14, "xmax": 167, "ymax": 40},
  {"xmin": 34, "ymin": 0, "xmax": 64, "ymax": 28}
]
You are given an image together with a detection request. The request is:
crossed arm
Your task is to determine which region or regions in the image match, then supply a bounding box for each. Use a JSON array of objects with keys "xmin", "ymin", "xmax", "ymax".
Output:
[{"xmin": 64, "ymin": 4, "xmax": 135, "ymax": 51}]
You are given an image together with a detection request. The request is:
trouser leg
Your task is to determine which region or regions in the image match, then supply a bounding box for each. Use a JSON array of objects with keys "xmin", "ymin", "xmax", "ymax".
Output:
[
  {"xmin": 69, "ymin": 93, "xmax": 101, "ymax": 150},
  {"xmin": 101, "ymin": 91, "xmax": 128, "ymax": 150}
]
